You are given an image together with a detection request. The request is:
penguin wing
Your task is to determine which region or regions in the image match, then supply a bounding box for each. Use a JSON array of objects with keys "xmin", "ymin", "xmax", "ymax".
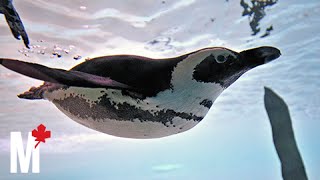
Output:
[
  {"xmin": 2, "ymin": 2, "xmax": 30, "ymax": 48},
  {"xmin": 0, "ymin": 58, "xmax": 135, "ymax": 91}
]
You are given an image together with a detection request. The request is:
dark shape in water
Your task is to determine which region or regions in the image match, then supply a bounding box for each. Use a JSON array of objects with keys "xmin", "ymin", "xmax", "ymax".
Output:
[
  {"xmin": 0, "ymin": 0, "xmax": 29, "ymax": 48},
  {"xmin": 146, "ymin": 37, "xmax": 173, "ymax": 52},
  {"xmin": 260, "ymin": 25, "xmax": 273, "ymax": 38},
  {"xmin": 264, "ymin": 87, "xmax": 308, "ymax": 180},
  {"xmin": 240, "ymin": 0, "xmax": 277, "ymax": 36}
]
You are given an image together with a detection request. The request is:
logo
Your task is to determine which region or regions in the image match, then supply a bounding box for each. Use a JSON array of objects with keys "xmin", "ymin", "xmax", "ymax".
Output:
[{"xmin": 10, "ymin": 124, "xmax": 51, "ymax": 173}]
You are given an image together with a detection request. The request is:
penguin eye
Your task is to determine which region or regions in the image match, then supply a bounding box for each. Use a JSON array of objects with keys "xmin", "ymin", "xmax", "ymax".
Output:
[{"xmin": 216, "ymin": 55, "xmax": 227, "ymax": 63}]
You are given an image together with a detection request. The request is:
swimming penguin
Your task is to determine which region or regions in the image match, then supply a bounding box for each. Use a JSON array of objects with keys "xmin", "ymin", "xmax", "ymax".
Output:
[
  {"xmin": 0, "ymin": 46, "xmax": 281, "ymax": 138},
  {"xmin": 0, "ymin": 0, "xmax": 29, "ymax": 48}
]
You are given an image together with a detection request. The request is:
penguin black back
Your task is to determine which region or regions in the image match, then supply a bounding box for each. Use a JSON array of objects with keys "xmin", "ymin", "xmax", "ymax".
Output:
[{"xmin": 71, "ymin": 54, "xmax": 188, "ymax": 96}]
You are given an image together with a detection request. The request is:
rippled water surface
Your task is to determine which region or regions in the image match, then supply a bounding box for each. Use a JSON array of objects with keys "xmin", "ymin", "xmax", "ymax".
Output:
[{"xmin": 0, "ymin": 0, "xmax": 319, "ymax": 179}]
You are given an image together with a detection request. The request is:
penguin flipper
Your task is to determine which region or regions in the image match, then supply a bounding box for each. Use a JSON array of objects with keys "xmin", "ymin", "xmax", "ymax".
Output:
[
  {"xmin": 0, "ymin": 58, "xmax": 135, "ymax": 91},
  {"xmin": 3, "ymin": 2, "xmax": 30, "ymax": 48}
]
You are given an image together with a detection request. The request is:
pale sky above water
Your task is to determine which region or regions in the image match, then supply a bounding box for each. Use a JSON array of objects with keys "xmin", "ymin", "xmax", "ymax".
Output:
[{"xmin": 0, "ymin": 0, "xmax": 319, "ymax": 179}]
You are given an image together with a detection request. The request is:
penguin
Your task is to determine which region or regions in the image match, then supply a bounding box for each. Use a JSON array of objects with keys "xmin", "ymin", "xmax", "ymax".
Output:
[
  {"xmin": 0, "ymin": 0, "xmax": 29, "ymax": 48},
  {"xmin": 0, "ymin": 46, "xmax": 281, "ymax": 138}
]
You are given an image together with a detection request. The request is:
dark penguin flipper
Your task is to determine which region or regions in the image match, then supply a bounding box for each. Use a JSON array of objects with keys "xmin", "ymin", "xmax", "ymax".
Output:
[
  {"xmin": 0, "ymin": 58, "xmax": 136, "ymax": 91},
  {"xmin": 4, "ymin": 12, "xmax": 30, "ymax": 48},
  {"xmin": 1, "ymin": 0, "xmax": 30, "ymax": 48},
  {"xmin": 5, "ymin": 15, "xmax": 30, "ymax": 48},
  {"xmin": 264, "ymin": 87, "xmax": 308, "ymax": 180}
]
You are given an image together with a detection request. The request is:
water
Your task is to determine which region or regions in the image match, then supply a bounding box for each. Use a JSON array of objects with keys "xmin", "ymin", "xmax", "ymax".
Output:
[{"xmin": 0, "ymin": 0, "xmax": 319, "ymax": 179}]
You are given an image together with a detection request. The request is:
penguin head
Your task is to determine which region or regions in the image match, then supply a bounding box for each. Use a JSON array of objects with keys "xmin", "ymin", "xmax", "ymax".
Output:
[
  {"xmin": 192, "ymin": 46, "xmax": 281, "ymax": 87},
  {"xmin": 239, "ymin": 46, "xmax": 281, "ymax": 67}
]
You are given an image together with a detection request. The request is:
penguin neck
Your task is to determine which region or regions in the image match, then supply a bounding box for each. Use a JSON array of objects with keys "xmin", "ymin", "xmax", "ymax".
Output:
[
  {"xmin": 153, "ymin": 49, "xmax": 225, "ymax": 116},
  {"xmin": 170, "ymin": 48, "xmax": 224, "ymax": 95}
]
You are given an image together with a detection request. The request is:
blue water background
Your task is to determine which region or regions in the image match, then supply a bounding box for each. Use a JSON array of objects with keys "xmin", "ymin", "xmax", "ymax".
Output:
[{"xmin": 0, "ymin": 0, "xmax": 319, "ymax": 179}]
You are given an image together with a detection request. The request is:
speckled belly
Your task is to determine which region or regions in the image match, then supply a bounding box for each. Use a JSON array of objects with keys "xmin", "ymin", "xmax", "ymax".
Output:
[{"xmin": 44, "ymin": 87, "xmax": 212, "ymax": 139}]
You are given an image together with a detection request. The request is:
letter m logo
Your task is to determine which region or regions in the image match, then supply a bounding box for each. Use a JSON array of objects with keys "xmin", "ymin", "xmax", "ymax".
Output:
[{"xmin": 10, "ymin": 132, "xmax": 40, "ymax": 173}]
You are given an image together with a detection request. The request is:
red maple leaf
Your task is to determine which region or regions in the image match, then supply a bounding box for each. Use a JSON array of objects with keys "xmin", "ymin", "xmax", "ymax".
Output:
[{"xmin": 32, "ymin": 124, "xmax": 51, "ymax": 149}]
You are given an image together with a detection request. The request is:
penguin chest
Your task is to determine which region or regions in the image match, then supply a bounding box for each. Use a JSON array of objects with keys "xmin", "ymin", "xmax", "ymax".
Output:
[{"xmin": 44, "ymin": 85, "xmax": 222, "ymax": 139}]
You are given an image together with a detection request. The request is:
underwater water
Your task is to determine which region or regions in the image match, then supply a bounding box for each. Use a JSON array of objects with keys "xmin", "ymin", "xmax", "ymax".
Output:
[{"xmin": 0, "ymin": 0, "xmax": 319, "ymax": 179}]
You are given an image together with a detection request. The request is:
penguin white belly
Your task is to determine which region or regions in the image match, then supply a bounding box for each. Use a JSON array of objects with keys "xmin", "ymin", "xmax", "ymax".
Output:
[{"xmin": 44, "ymin": 83, "xmax": 223, "ymax": 139}]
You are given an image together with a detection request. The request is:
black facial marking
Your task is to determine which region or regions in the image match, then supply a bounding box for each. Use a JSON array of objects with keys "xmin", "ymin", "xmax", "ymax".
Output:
[
  {"xmin": 200, "ymin": 99, "xmax": 213, "ymax": 109},
  {"xmin": 54, "ymin": 93, "xmax": 204, "ymax": 126},
  {"xmin": 193, "ymin": 54, "xmax": 248, "ymax": 87}
]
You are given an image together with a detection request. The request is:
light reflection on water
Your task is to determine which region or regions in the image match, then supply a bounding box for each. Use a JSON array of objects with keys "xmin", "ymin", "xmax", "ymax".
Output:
[{"xmin": 0, "ymin": 0, "xmax": 319, "ymax": 179}]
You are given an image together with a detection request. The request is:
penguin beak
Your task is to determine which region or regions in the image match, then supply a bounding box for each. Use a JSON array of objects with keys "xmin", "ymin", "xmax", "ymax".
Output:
[{"xmin": 240, "ymin": 46, "xmax": 281, "ymax": 67}]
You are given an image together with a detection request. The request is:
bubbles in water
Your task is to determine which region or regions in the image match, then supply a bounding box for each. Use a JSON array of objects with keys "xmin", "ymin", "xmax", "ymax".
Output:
[
  {"xmin": 38, "ymin": 50, "xmax": 45, "ymax": 55},
  {"xmin": 73, "ymin": 55, "xmax": 82, "ymax": 60},
  {"xmin": 17, "ymin": 41, "xmax": 82, "ymax": 60},
  {"xmin": 79, "ymin": 6, "xmax": 87, "ymax": 11},
  {"xmin": 64, "ymin": 49, "xmax": 70, "ymax": 54},
  {"xmin": 52, "ymin": 52, "xmax": 62, "ymax": 58}
]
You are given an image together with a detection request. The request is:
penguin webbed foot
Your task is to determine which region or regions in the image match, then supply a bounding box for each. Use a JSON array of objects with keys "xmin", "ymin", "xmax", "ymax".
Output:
[
  {"xmin": 17, "ymin": 82, "xmax": 60, "ymax": 100},
  {"xmin": 18, "ymin": 86, "xmax": 44, "ymax": 100}
]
